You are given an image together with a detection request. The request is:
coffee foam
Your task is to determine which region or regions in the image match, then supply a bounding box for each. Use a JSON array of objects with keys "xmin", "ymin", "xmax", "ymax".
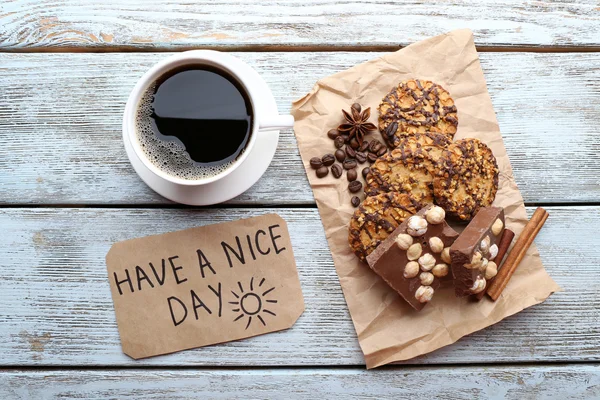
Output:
[{"xmin": 135, "ymin": 83, "xmax": 235, "ymax": 181}]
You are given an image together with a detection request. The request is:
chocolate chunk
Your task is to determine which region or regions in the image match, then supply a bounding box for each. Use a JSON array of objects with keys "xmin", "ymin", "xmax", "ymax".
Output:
[
  {"xmin": 348, "ymin": 180, "xmax": 362, "ymax": 193},
  {"xmin": 331, "ymin": 163, "xmax": 343, "ymax": 178},
  {"xmin": 450, "ymin": 207, "xmax": 505, "ymax": 297},
  {"xmin": 355, "ymin": 151, "xmax": 367, "ymax": 164},
  {"xmin": 335, "ymin": 149, "xmax": 346, "ymax": 162},
  {"xmin": 347, "ymin": 168, "xmax": 357, "ymax": 182},
  {"xmin": 322, "ymin": 153, "xmax": 335, "ymax": 166},
  {"xmin": 316, "ymin": 166, "xmax": 329, "ymax": 178},
  {"xmin": 351, "ymin": 196, "xmax": 360, "ymax": 207},
  {"xmin": 343, "ymin": 159, "xmax": 357, "ymax": 170},
  {"xmin": 327, "ymin": 129, "xmax": 340, "ymax": 139},
  {"xmin": 334, "ymin": 136, "xmax": 345, "ymax": 149},
  {"xmin": 367, "ymin": 205, "xmax": 459, "ymax": 311},
  {"xmin": 310, "ymin": 157, "xmax": 322, "ymax": 169}
]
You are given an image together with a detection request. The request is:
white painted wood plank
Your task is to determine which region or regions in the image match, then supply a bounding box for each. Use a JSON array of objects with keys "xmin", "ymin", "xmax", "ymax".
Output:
[
  {"xmin": 0, "ymin": 52, "xmax": 598, "ymax": 205},
  {"xmin": 0, "ymin": 206, "xmax": 596, "ymax": 366},
  {"xmin": 1, "ymin": 366, "xmax": 599, "ymax": 399},
  {"xmin": 1, "ymin": 1, "xmax": 599, "ymax": 49}
]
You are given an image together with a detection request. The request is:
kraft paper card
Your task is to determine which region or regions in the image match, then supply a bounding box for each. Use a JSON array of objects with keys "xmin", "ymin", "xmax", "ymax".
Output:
[
  {"xmin": 106, "ymin": 213, "xmax": 305, "ymax": 359},
  {"xmin": 291, "ymin": 29, "xmax": 560, "ymax": 368}
]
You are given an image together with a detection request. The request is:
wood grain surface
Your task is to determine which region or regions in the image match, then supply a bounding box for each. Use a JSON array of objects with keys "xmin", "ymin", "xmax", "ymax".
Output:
[
  {"xmin": 1, "ymin": 1, "xmax": 599, "ymax": 50},
  {"xmin": 0, "ymin": 52, "xmax": 598, "ymax": 205},
  {"xmin": 0, "ymin": 206, "xmax": 595, "ymax": 366},
  {"xmin": 1, "ymin": 365, "xmax": 599, "ymax": 399}
]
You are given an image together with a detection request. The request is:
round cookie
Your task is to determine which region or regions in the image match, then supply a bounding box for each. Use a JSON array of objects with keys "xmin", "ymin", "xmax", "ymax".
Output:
[
  {"xmin": 364, "ymin": 133, "xmax": 450, "ymax": 204},
  {"xmin": 348, "ymin": 192, "xmax": 419, "ymax": 262},
  {"xmin": 378, "ymin": 79, "xmax": 458, "ymax": 145},
  {"xmin": 433, "ymin": 138, "xmax": 499, "ymax": 220}
]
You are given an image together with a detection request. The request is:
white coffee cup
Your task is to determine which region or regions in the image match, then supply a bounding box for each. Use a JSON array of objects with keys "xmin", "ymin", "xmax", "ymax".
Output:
[{"xmin": 123, "ymin": 50, "xmax": 294, "ymax": 186}]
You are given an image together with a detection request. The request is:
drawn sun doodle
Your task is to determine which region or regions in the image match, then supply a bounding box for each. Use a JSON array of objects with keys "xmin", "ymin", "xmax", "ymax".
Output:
[{"xmin": 230, "ymin": 277, "xmax": 277, "ymax": 330}]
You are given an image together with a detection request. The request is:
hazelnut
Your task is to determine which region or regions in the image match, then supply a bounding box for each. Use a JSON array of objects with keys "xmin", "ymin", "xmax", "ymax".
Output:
[
  {"xmin": 418, "ymin": 253, "xmax": 436, "ymax": 271},
  {"xmin": 395, "ymin": 234, "xmax": 413, "ymax": 250},
  {"xmin": 429, "ymin": 236, "xmax": 444, "ymax": 253},
  {"xmin": 492, "ymin": 218, "xmax": 504, "ymax": 236},
  {"xmin": 425, "ymin": 206, "xmax": 446, "ymax": 224},
  {"xmin": 415, "ymin": 285, "xmax": 434, "ymax": 303},
  {"xmin": 485, "ymin": 261, "xmax": 498, "ymax": 279},
  {"xmin": 480, "ymin": 236, "xmax": 491, "ymax": 254},
  {"xmin": 479, "ymin": 258, "xmax": 489, "ymax": 272},
  {"xmin": 403, "ymin": 261, "xmax": 420, "ymax": 279},
  {"xmin": 420, "ymin": 272, "xmax": 434, "ymax": 285},
  {"xmin": 471, "ymin": 251, "xmax": 482, "ymax": 265},
  {"xmin": 441, "ymin": 247, "xmax": 452, "ymax": 264},
  {"xmin": 489, "ymin": 244, "xmax": 499, "ymax": 260},
  {"xmin": 407, "ymin": 243, "xmax": 423, "ymax": 260},
  {"xmin": 407, "ymin": 216, "xmax": 428, "ymax": 236},
  {"xmin": 470, "ymin": 277, "xmax": 487, "ymax": 294},
  {"xmin": 432, "ymin": 263, "xmax": 449, "ymax": 278}
]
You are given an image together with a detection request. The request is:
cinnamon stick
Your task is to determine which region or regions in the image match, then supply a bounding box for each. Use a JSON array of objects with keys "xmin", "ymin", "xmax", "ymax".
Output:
[
  {"xmin": 475, "ymin": 228, "xmax": 515, "ymax": 300},
  {"xmin": 487, "ymin": 207, "xmax": 549, "ymax": 301}
]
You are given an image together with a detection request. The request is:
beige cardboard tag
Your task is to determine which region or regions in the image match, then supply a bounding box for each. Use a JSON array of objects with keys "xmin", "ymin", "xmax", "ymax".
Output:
[{"xmin": 106, "ymin": 213, "xmax": 304, "ymax": 359}]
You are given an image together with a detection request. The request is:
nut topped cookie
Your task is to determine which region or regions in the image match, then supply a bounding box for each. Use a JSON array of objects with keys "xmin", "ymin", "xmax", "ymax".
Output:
[
  {"xmin": 364, "ymin": 133, "xmax": 449, "ymax": 204},
  {"xmin": 378, "ymin": 79, "xmax": 458, "ymax": 143},
  {"xmin": 348, "ymin": 192, "xmax": 420, "ymax": 261},
  {"xmin": 433, "ymin": 138, "xmax": 499, "ymax": 220}
]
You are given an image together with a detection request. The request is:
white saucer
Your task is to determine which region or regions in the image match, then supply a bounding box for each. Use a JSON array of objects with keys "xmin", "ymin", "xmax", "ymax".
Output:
[{"xmin": 123, "ymin": 73, "xmax": 280, "ymax": 206}]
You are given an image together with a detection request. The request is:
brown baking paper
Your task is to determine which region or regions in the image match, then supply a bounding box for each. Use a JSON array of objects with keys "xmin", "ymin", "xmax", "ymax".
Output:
[
  {"xmin": 291, "ymin": 29, "xmax": 560, "ymax": 369},
  {"xmin": 106, "ymin": 213, "xmax": 304, "ymax": 359}
]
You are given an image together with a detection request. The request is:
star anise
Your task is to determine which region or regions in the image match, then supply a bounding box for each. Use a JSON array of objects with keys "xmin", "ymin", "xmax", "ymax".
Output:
[{"xmin": 337, "ymin": 103, "xmax": 377, "ymax": 146}]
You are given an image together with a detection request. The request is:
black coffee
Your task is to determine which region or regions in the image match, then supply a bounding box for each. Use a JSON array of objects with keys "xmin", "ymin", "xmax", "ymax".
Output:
[{"xmin": 135, "ymin": 65, "xmax": 253, "ymax": 180}]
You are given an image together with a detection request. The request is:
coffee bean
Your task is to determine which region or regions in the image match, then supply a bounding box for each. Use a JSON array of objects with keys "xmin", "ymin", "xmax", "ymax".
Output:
[
  {"xmin": 362, "ymin": 167, "xmax": 370, "ymax": 179},
  {"xmin": 345, "ymin": 145, "xmax": 356, "ymax": 159},
  {"xmin": 355, "ymin": 151, "xmax": 367, "ymax": 164},
  {"xmin": 327, "ymin": 129, "xmax": 340, "ymax": 140},
  {"xmin": 369, "ymin": 140, "xmax": 383, "ymax": 153},
  {"xmin": 310, "ymin": 157, "xmax": 323, "ymax": 169},
  {"xmin": 347, "ymin": 168, "xmax": 357, "ymax": 182},
  {"xmin": 351, "ymin": 196, "xmax": 361, "ymax": 207},
  {"xmin": 385, "ymin": 121, "xmax": 398, "ymax": 137},
  {"xmin": 348, "ymin": 180, "xmax": 362, "ymax": 193},
  {"xmin": 351, "ymin": 103, "xmax": 362, "ymax": 114},
  {"xmin": 377, "ymin": 147, "xmax": 388, "ymax": 157},
  {"xmin": 367, "ymin": 153, "xmax": 378, "ymax": 163},
  {"xmin": 322, "ymin": 153, "xmax": 335, "ymax": 166},
  {"xmin": 349, "ymin": 138, "xmax": 360, "ymax": 149},
  {"xmin": 358, "ymin": 141, "xmax": 369, "ymax": 152},
  {"xmin": 334, "ymin": 136, "xmax": 345, "ymax": 149},
  {"xmin": 343, "ymin": 159, "xmax": 357, "ymax": 170},
  {"xmin": 316, "ymin": 166, "xmax": 329, "ymax": 178},
  {"xmin": 335, "ymin": 149, "xmax": 346, "ymax": 162},
  {"xmin": 331, "ymin": 163, "xmax": 342, "ymax": 178}
]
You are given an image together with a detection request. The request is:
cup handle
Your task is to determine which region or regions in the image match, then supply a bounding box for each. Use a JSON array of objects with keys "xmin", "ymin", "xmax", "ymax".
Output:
[{"xmin": 258, "ymin": 115, "xmax": 295, "ymax": 132}]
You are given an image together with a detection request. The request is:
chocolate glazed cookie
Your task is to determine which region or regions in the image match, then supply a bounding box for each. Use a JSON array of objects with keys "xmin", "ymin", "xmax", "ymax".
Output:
[
  {"xmin": 348, "ymin": 192, "xmax": 420, "ymax": 262},
  {"xmin": 378, "ymin": 79, "xmax": 458, "ymax": 147},
  {"xmin": 433, "ymin": 138, "xmax": 499, "ymax": 221},
  {"xmin": 364, "ymin": 133, "xmax": 451, "ymax": 204}
]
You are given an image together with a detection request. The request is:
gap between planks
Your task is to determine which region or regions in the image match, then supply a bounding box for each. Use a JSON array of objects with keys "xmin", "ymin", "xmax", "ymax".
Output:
[
  {"xmin": 2, "ymin": 45, "xmax": 600, "ymax": 54},
  {"xmin": 2, "ymin": 361, "xmax": 599, "ymax": 371}
]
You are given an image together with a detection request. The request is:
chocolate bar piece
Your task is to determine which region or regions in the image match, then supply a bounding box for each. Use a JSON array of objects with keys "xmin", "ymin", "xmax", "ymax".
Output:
[
  {"xmin": 367, "ymin": 204, "xmax": 459, "ymax": 311},
  {"xmin": 450, "ymin": 207, "xmax": 505, "ymax": 297}
]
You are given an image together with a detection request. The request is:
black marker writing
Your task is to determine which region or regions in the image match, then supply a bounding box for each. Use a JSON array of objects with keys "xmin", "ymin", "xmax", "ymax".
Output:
[{"xmin": 196, "ymin": 249, "xmax": 216, "ymax": 278}]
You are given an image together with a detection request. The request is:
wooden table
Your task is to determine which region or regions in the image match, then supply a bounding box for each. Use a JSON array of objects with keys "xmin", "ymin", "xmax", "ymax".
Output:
[{"xmin": 1, "ymin": 2, "xmax": 599, "ymax": 398}]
